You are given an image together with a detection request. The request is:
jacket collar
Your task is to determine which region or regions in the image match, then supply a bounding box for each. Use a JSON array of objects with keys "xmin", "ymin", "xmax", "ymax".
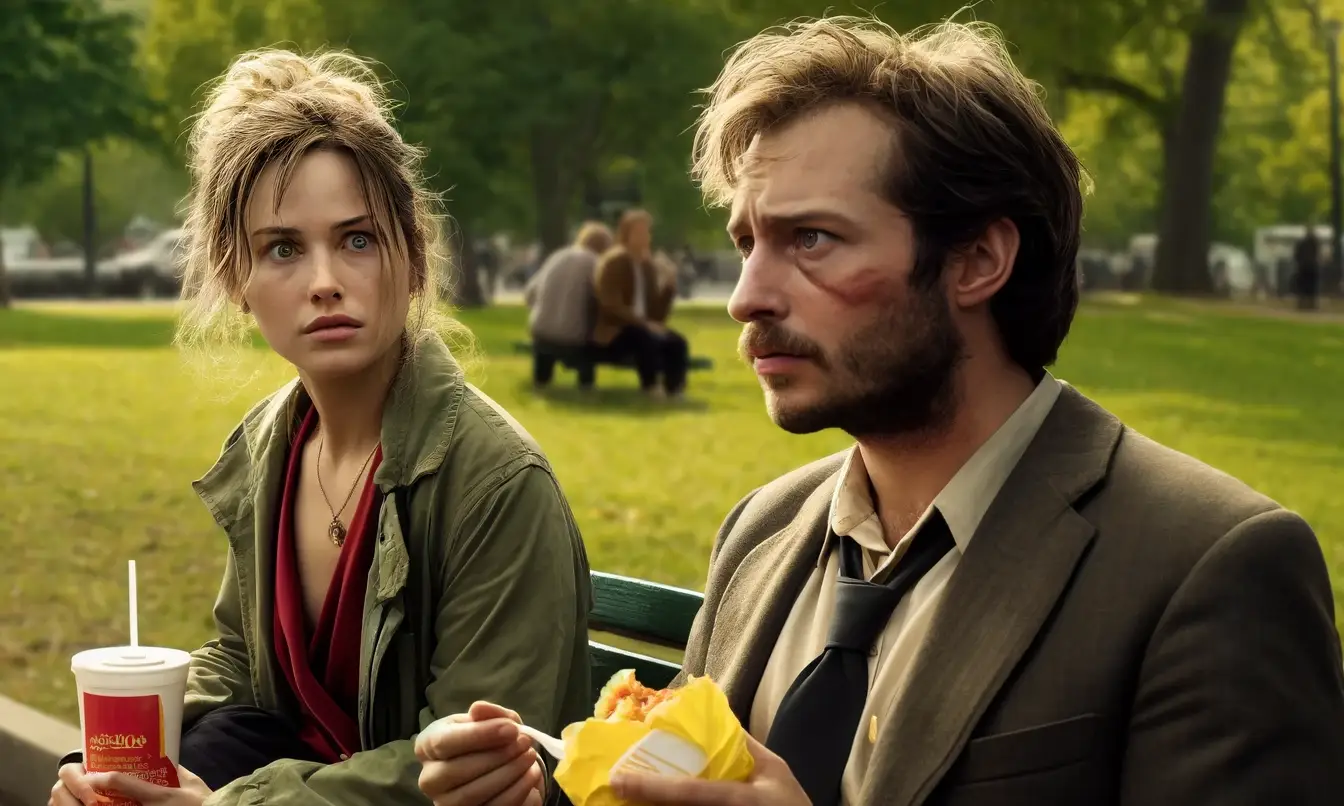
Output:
[{"xmin": 191, "ymin": 332, "xmax": 465, "ymax": 537}]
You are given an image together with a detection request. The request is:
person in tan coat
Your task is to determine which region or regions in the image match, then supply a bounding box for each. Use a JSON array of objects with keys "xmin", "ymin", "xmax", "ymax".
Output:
[
  {"xmin": 416, "ymin": 15, "xmax": 1344, "ymax": 806},
  {"xmin": 591, "ymin": 208, "xmax": 689, "ymax": 396}
]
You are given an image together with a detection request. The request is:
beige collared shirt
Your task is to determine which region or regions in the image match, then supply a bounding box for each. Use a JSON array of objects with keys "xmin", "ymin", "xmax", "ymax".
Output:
[{"xmin": 748, "ymin": 374, "xmax": 1063, "ymax": 804}]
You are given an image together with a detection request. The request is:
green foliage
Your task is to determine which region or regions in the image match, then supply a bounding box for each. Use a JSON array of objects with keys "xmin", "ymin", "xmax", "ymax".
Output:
[
  {"xmin": 11, "ymin": 140, "xmax": 186, "ymax": 254},
  {"xmin": 74, "ymin": 0, "xmax": 1344, "ymax": 267},
  {"xmin": 0, "ymin": 0, "xmax": 152, "ymax": 189}
]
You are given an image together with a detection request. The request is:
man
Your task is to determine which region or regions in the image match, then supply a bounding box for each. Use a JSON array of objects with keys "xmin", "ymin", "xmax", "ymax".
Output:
[
  {"xmin": 524, "ymin": 221, "xmax": 612, "ymax": 388},
  {"xmin": 416, "ymin": 16, "xmax": 1344, "ymax": 806},
  {"xmin": 592, "ymin": 208, "xmax": 690, "ymax": 398},
  {"xmin": 1294, "ymin": 224, "xmax": 1321, "ymax": 310}
]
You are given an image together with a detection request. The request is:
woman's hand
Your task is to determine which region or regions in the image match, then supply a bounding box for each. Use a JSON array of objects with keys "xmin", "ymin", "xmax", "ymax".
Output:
[{"xmin": 51, "ymin": 763, "xmax": 212, "ymax": 806}]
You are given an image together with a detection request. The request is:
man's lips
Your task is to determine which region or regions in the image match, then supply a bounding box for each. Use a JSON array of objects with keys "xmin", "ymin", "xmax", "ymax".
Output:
[{"xmin": 752, "ymin": 353, "xmax": 809, "ymax": 374}]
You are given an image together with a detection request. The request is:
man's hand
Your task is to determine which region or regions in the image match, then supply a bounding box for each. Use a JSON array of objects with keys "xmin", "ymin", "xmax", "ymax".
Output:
[
  {"xmin": 416, "ymin": 702, "xmax": 545, "ymax": 806},
  {"xmin": 609, "ymin": 734, "xmax": 810, "ymax": 805},
  {"xmin": 51, "ymin": 764, "xmax": 211, "ymax": 806},
  {"xmin": 644, "ymin": 321, "xmax": 667, "ymax": 337}
]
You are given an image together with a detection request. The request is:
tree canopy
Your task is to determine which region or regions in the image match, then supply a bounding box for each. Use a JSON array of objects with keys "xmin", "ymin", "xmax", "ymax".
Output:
[{"xmin": 6, "ymin": 0, "xmax": 1344, "ymax": 302}]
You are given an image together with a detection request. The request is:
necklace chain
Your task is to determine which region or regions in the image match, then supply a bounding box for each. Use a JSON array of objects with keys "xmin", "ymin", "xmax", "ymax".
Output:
[{"xmin": 315, "ymin": 424, "xmax": 379, "ymax": 547}]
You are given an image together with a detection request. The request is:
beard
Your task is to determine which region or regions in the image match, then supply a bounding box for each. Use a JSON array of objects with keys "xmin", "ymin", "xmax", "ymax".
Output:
[{"xmin": 739, "ymin": 279, "xmax": 964, "ymax": 438}]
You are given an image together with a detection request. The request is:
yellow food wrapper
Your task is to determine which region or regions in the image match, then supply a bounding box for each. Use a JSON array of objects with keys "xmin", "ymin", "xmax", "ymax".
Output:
[{"xmin": 553, "ymin": 676, "xmax": 755, "ymax": 806}]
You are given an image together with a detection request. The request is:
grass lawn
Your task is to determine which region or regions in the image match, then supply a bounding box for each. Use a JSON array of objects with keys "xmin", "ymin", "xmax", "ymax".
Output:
[{"xmin": 1, "ymin": 294, "xmax": 1342, "ymax": 723}]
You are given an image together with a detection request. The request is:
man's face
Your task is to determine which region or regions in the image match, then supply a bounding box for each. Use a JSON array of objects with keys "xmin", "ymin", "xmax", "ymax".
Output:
[
  {"xmin": 727, "ymin": 103, "xmax": 964, "ymax": 437},
  {"xmin": 625, "ymin": 215, "xmax": 653, "ymax": 255}
]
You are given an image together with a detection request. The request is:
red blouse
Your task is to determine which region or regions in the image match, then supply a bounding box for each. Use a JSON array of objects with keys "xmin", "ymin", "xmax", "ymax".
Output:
[{"xmin": 272, "ymin": 407, "xmax": 383, "ymax": 762}]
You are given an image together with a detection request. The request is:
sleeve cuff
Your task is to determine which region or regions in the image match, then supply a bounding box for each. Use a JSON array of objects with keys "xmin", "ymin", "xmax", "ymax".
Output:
[{"xmin": 57, "ymin": 749, "xmax": 83, "ymax": 771}]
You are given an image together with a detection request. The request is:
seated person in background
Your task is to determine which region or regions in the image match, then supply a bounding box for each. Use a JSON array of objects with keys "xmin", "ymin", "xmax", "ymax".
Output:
[
  {"xmin": 592, "ymin": 208, "xmax": 690, "ymax": 398},
  {"xmin": 524, "ymin": 221, "xmax": 613, "ymax": 389},
  {"xmin": 51, "ymin": 47, "xmax": 590, "ymax": 806},
  {"xmin": 651, "ymin": 249, "xmax": 682, "ymax": 317}
]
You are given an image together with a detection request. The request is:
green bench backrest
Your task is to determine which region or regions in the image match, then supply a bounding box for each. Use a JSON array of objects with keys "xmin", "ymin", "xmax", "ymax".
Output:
[{"xmin": 587, "ymin": 571, "xmax": 704, "ymax": 700}]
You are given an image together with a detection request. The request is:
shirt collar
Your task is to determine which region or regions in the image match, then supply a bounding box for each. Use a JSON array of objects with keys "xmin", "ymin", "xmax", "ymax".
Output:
[{"xmin": 821, "ymin": 373, "xmax": 1064, "ymax": 564}]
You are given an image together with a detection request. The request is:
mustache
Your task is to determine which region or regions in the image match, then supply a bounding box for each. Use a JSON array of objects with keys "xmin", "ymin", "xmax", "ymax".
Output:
[{"xmin": 738, "ymin": 322, "xmax": 826, "ymax": 365}]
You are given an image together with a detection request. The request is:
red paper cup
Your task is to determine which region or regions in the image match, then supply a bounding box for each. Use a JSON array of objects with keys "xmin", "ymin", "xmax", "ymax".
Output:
[{"xmin": 72, "ymin": 646, "xmax": 192, "ymax": 806}]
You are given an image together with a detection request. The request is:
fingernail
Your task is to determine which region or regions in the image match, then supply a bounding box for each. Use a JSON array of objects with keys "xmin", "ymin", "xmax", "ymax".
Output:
[{"xmin": 498, "ymin": 723, "xmax": 516, "ymax": 739}]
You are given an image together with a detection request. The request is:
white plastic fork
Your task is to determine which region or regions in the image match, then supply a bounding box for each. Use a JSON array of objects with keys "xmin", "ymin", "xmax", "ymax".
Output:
[{"xmin": 518, "ymin": 724, "xmax": 567, "ymax": 759}]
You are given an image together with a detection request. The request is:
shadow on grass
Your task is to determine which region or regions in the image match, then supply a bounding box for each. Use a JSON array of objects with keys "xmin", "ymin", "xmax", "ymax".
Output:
[
  {"xmin": 0, "ymin": 308, "xmax": 273, "ymax": 350},
  {"xmin": 0, "ymin": 308, "xmax": 177, "ymax": 349},
  {"xmin": 523, "ymin": 380, "xmax": 710, "ymax": 415}
]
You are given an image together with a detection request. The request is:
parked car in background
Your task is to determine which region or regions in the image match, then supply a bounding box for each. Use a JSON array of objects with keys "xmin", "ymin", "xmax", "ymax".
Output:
[
  {"xmin": 101, "ymin": 228, "xmax": 185, "ymax": 298},
  {"xmin": 1123, "ymin": 233, "xmax": 1256, "ymax": 296}
]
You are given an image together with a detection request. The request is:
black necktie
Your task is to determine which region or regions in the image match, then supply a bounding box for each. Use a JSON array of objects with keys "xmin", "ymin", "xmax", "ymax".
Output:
[{"xmin": 765, "ymin": 510, "xmax": 956, "ymax": 806}]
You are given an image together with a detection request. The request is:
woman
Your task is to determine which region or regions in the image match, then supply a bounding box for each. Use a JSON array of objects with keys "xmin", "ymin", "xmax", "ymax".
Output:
[{"xmin": 50, "ymin": 49, "xmax": 589, "ymax": 806}]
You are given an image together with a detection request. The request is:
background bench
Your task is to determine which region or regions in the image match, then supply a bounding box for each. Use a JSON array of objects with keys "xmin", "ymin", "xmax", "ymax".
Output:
[
  {"xmin": 587, "ymin": 571, "xmax": 704, "ymax": 696},
  {"xmin": 513, "ymin": 341, "xmax": 715, "ymax": 373}
]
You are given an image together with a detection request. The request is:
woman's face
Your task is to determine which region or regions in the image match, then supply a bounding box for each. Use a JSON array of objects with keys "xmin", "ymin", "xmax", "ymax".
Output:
[{"xmin": 242, "ymin": 148, "xmax": 410, "ymax": 380}]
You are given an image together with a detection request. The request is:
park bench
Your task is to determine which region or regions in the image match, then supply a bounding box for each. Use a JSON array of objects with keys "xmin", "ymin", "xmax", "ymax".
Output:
[
  {"xmin": 587, "ymin": 571, "xmax": 704, "ymax": 696},
  {"xmin": 512, "ymin": 341, "xmax": 714, "ymax": 377}
]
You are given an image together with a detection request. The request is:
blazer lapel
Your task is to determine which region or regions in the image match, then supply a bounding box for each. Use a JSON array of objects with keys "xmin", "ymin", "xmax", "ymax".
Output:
[
  {"xmin": 862, "ymin": 386, "xmax": 1123, "ymax": 806},
  {"xmin": 706, "ymin": 479, "xmax": 834, "ymax": 722}
]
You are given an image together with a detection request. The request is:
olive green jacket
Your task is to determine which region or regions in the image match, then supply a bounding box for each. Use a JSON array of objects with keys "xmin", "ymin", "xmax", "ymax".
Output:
[{"xmin": 186, "ymin": 334, "xmax": 591, "ymax": 805}]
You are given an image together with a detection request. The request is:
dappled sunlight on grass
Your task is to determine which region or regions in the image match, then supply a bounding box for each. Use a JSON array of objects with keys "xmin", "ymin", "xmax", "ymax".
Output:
[{"xmin": 1, "ymin": 296, "xmax": 1340, "ymax": 720}]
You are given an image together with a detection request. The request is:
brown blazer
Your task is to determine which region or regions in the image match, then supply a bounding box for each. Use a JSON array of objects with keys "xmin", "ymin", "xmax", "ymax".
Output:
[
  {"xmin": 680, "ymin": 385, "xmax": 1344, "ymax": 805},
  {"xmin": 591, "ymin": 246, "xmax": 675, "ymax": 345}
]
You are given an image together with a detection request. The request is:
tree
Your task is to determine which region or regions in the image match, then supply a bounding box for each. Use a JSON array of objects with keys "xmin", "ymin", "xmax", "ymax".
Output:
[
  {"xmin": 15, "ymin": 140, "xmax": 186, "ymax": 255},
  {"xmin": 0, "ymin": 0, "xmax": 151, "ymax": 306},
  {"xmin": 141, "ymin": 0, "xmax": 746, "ymax": 305}
]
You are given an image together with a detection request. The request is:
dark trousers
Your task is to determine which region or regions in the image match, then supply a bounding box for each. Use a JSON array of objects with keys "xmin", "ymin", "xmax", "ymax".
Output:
[
  {"xmin": 609, "ymin": 324, "xmax": 689, "ymax": 393},
  {"xmin": 180, "ymin": 705, "xmax": 327, "ymax": 790},
  {"xmin": 532, "ymin": 339, "xmax": 596, "ymax": 388}
]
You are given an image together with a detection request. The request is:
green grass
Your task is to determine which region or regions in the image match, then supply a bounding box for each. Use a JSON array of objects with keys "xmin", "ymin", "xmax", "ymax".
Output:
[{"xmin": 2, "ymin": 295, "xmax": 1342, "ymax": 722}]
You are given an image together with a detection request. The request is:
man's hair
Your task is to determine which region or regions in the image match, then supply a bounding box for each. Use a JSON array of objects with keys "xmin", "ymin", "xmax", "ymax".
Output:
[
  {"xmin": 692, "ymin": 16, "xmax": 1087, "ymax": 372},
  {"xmin": 574, "ymin": 221, "xmax": 614, "ymax": 254}
]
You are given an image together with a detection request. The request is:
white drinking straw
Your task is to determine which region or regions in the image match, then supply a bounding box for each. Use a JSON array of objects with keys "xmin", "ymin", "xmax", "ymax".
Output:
[{"xmin": 128, "ymin": 560, "xmax": 139, "ymax": 648}]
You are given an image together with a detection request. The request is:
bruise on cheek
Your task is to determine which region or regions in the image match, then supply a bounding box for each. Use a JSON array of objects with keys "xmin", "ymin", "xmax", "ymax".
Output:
[{"xmin": 810, "ymin": 263, "xmax": 897, "ymax": 307}]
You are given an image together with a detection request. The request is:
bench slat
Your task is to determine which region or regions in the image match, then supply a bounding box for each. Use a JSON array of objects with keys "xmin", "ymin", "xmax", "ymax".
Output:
[
  {"xmin": 588, "ymin": 641, "xmax": 683, "ymax": 694},
  {"xmin": 590, "ymin": 572, "xmax": 703, "ymax": 649},
  {"xmin": 512, "ymin": 341, "xmax": 714, "ymax": 371}
]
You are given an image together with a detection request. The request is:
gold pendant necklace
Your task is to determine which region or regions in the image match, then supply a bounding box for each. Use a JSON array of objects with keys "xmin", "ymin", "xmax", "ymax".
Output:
[{"xmin": 315, "ymin": 425, "xmax": 379, "ymax": 547}]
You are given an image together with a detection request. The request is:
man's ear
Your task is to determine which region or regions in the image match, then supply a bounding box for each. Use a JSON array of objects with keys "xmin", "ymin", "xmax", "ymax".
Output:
[{"xmin": 949, "ymin": 218, "xmax": 1019, "ymax": 308}]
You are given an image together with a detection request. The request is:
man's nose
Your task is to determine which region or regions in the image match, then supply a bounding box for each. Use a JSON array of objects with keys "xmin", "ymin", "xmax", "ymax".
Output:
[{"xmin": 727, "ymin": 249, "xmax": 787, "ymax": 323}]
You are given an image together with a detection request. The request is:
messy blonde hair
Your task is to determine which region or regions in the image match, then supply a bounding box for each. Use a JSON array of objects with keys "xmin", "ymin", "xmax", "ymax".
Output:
[
  {"xmin": 175, "ymin": 48, "xmax": 469, "ymax": 359},
  {"xmin": 693, "ymin": 16, "xmax": 1087, "ymax": 371}
]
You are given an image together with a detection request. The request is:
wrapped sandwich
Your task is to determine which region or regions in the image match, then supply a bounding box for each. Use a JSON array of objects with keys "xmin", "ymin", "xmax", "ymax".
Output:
[{"xmin": 552, "ymin": 671, "xmax": 754, "ymax": 806}]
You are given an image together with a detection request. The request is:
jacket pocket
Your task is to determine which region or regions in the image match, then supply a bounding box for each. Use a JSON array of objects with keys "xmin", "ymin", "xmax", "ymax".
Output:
[{"xmin": 948, "ymin": 713, "xmax": 1105, "ymax": 784}]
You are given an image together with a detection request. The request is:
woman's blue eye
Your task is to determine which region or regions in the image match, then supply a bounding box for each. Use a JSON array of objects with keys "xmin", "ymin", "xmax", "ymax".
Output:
[
  {"xmin": 269, "ymin": 242, "xmax": 297, "ymax": 260},
  {"xmin": 348, "ymin": 232, "xmax": 374, "ymax": 251}
]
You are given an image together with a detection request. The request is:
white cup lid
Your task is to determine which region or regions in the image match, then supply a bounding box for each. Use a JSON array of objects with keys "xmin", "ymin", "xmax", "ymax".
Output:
[{"xmin": 72, "ymin": 646, "xmax": 192, "ymax": 674}]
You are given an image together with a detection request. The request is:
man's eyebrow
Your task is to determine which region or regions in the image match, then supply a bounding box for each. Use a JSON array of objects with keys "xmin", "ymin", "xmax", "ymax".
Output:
[{"xmin": 728, "ymin": 208, "xmax": 858, "ymax": 234}]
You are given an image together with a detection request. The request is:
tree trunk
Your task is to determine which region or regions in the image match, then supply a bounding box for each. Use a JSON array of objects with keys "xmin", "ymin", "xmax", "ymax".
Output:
[
  {"xmin": 0, "ymin": 184, "xmax": 10, "ymax": 309},
  {"xmin": 530, "ymin": 125, "xmax": 571, "ymax": 257},
  {"xmin": 529, "ymin": 92, "xmax": 608, "ymax": 258},
  {"xmin": 446, "ymin": 218, "xmax": 485, "ymax": 308},
  {"xmin": 1151, "ymin": 0, "xmax": 1248, "ymax": 294}
]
